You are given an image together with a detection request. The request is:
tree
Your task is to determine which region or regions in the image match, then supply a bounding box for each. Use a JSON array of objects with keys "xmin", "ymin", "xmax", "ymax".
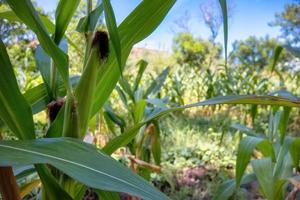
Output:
[
  {"xmin": 172, "ymin": 32, "xmax": 222, "ymax": 69},
  {"xmin": 270, "ymin": 2, "xmax": 300, "ymax": 47},
  {"xmin": 230, "ymin": 36, "xmax": 292, "ymax": 71}
]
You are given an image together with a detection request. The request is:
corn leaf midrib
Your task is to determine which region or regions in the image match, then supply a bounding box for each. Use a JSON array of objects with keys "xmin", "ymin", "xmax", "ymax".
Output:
[{"xmin": 0, "ymin": 140, "xmax": 168, "ymax": 199}]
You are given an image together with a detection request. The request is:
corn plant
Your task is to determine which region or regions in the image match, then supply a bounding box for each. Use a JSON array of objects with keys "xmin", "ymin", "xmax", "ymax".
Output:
[
  {"xmin": 213, "ymin": 100, "xmax": 300, "ymax": 200},
  {"xmin": 0, "ymin": 0, "xmax": 176, "ymax": 199},
  {"xmin": 103, "ymin": 59, "xmax": 170, "ymax": 180}
]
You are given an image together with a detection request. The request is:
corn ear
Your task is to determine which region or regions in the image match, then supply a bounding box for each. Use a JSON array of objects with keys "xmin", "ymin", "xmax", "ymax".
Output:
[
  {"xmin": 62, "ymin": 93, "xmax": 79, "ymax": 138},
  {"xmin": 75, "ymin": 31, "xmax": 108, "ymax": 138}
]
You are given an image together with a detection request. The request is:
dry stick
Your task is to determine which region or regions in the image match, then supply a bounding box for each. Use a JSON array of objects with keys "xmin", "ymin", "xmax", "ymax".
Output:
[
  {"xmin": 0, "ymin": 134, "xmax": 21, "ymax": 200},
  {"xmin": 128, "ymin": 156, "xmax": 161, "ymax": 173}
]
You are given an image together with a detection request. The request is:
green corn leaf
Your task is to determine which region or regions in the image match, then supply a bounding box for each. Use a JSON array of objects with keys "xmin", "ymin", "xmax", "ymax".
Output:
[
  {"xmin": 103, "ymin": 0, "xmax": 122, "ymax": 74},
  {"xmin": 119, "ymin": 77, "xmax": 135, "ymax": 102},
  {"xmin": 34, "ymin": 164, "xmax": 73, "ymax": 200},
  {"xmin": 35, "ymin": 40, "xmax": 68, "ymax": 99},
  {"xmin": 271, "ymin": 46, "xmax": 283, "ymax": 72},
  {"xmin": 0, "ymin": 39, "xmax": 35, "ymax": 140},
  {"xmin": 151, "ymin": 121, "xmax": 161, "ymax": 165},
  {"xmin": 219, "ymin": 0, "xmax": 228, "ymax": 67},
  {"xmin": 14, "ymin": 166, "xmax": 36, "ymax": 181},
  {"xmin": 103, "ymin": 95, "xmax": 299, "ymax": 155},
  {"xmin": 115, "ymin": 85, "xmax": 128, "ymax": 109},
  {"xmin": 251, "ymin": 158, "xmax": 274, "ymax": 200},
  {"xmin": 103, "ymin": 104, "xmax": 126, "ymax": 129},
  {"xmin": 213, "ymin": 179, "xmax": 235, "ymax": 200},
  {"xmin": 54, "ymin": 0, "xmax": 81, "ymax": 44},
  {"xmin": 270, "ymin": 89, "xmax": 299, "ymax": 100},
  {"xmin": 231, "ymin": 124, "xmax": 264, "ymax": 138},
  {"xmin": 103, "ymin": 124, "xmax": 142, "ymax": 155},
  {"xmin": 213, "ymin": 173, "xmax": 256, "ymax": 200},
  {"xmin": 236, "ymin": 136, "xmax": 274, "ymax": 187},
  {"xmin": 35, "ymin": 45, "xmax": 52, "ymax": 97},
  {"xmin": 250, "ymin": 104, "xmax": 257, "ymax": 124},
  {"xmin": 0, "ymin": 138, "xmax": 169, "ymax": 200},
  {"xmin": 0, "ymin": 10, "xmax": 55, "ymax": 33},
  {"xmin": 103, "ymin": 111, "xmax": 117, "ymax": 135},
  {"xmin": 76, "ymin": 3, "xmax": 104, "ymax": 33},
  {"xmin": 23, "ymin": 76, "xmax": 80, "ymax": 115},
  {"xmin": 6, "ymin": 0, "xmax": 70, "ymax": 90},
  {"xmin": 95, "ymin": 190, "xmax": 120, "ymax": 200},
  {"xmin": 273, "ymin": 138, "xmax": 293, "ymax": 180},
  {"xmin": 278, "ymin": 107, "xmax": 291, "ymax": 144},
  {"xmin": 251, "ymin": 158, "xmax": 287, "ymax": 200},
  {"xmin": 23, "ymin": 84, "xmax": 50, "ymax": 115},
  {"xmin": 289, "ymin": 137, "xmax": 300, "ymax": 167},
  {"xmin": 133, "ymin": 59, "xmax": 148, "ymax": 92},
  {"xmin": 134, "ymin": 99, "xmax": 146, "ymax": 123},
  {"xmin": 144, "ymin": 67, "xmax": 170, "ymax": 98}
]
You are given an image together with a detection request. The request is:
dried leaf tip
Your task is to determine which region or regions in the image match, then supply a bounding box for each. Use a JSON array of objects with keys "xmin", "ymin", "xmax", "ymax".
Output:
[{"xmin": 92, "ymin": 31, "xmax": 109, "ymax": 60}]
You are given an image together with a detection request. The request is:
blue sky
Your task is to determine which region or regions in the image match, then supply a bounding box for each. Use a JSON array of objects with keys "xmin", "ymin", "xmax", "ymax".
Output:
[{"xmin": 35, "ymin": 0, "xmax": 294, "ymax": 52}]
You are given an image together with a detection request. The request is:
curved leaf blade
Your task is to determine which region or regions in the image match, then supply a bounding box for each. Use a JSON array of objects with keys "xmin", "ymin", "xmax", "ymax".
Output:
[
  {"xmin": 235, "ymin": 136, "xmax": 273, "ymax": 187},
  {"xmin": 271, "ymin": 46, "xmax": 283, "ymax": 72},
  {"xmin": 290, "ymin": 137, "xmax": 300, "ymax": 167},
  {"xmin": 0, "ymin": 39, "xmax": 35, "ymax": 140},
  {"xmin": 103, "ymin": 0, "xmax": 122, "ymax": 74},
  {"xmin": 76, "ymin": 3, "xmax": 104, "ymax": 33},
  {"xmin": 251, "ymin": 158, "xmax": 274, "ymax": 199},
  {"xmin": 6, "ymin": 0, "xmax": 70, "ymax": 89},
  {"xmin": 219, "ymin": 0, "xmax": 228, "ymax": 67},
  {"xmin": 213, "ymin": 173, "xmax": 256, "ymax": 200},
  {"xmin": 54, "ymin": 0, "xmax": 81, "ymax": 44},
  {"xmin": 103, "ymin": 95, "xmax": 300, "ymax": 155},
  {"xmin": 133, "ymin": 59, "xmax": 148, "ymax": 92},
  {"xmin": 0, "ymin": 138, "xmax": 169, "ymax": 200}
]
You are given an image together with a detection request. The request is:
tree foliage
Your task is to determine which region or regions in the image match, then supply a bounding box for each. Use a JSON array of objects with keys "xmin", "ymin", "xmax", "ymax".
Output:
[
  {"xmin": 271, "ymin": 2, "xmax": 300, "ymax": 47},
  {"xmin": 172, "ymin": 32, "xmax": 222, "ymax": 69},
  {"xmin": 230, "ymin": 36, "xmax": 291, "ymax": 71}
]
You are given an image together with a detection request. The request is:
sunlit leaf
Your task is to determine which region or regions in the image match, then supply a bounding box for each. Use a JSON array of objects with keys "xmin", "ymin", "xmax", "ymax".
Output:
[
  {"xmin": 54, "ymin": 0, "xmax": 80, "ymax": 44},
  {"xmin": 219, "ymin": 0, "xmax": 228, "ymax": 67},
  {"xmin": 0, "ymin": 39, "xmax": 35, "ymax": 140},
  {"xmin": 76, "ymin": 3, "xmax": 104, "ymax": 33},
  {"xmin": 133, "ymin": 60, "xmax": 148, "ymax": 92},
  {"xmin": 103, "ymin": 0, "xmax": 122, "ymax": 74},
  {"xmin": 0, "ymin": 138, "xmax": 169, "ymax": 200},
  {"xmin": 213, "ymin": 173, "xmax": 256, "ymax": 200},
  {"xmin": 271, "ymin": 46, "xmax": 283, "ymax": 72},
  {"xmin": 144, "ymin": 67, "xmax": 169, "ymax": 98},
  {"xmin": 6, "ymin": 0, "xmax": 70, "ymax": 90}
]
